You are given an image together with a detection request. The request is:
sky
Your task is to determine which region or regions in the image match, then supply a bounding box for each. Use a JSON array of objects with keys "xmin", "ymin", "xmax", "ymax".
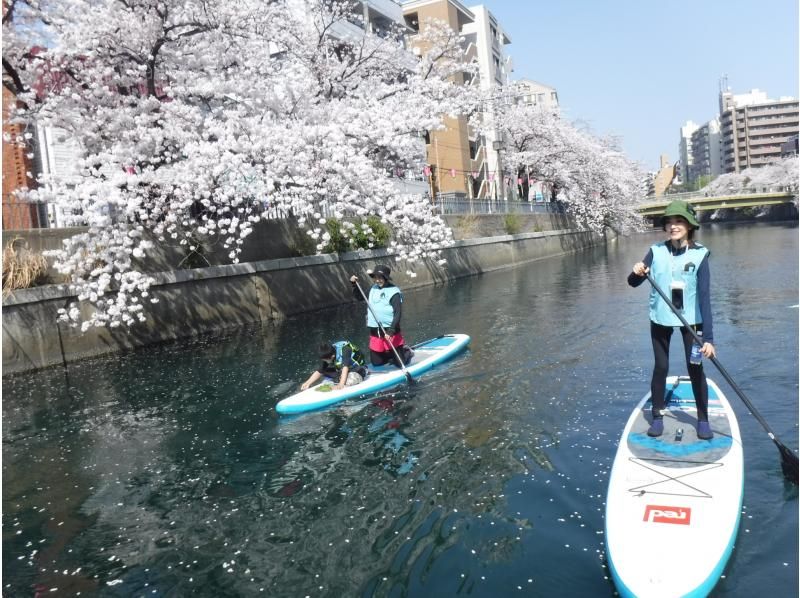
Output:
[{"xmin": 478, "ymin": 0, "xmax": 799, "ymax": 171}]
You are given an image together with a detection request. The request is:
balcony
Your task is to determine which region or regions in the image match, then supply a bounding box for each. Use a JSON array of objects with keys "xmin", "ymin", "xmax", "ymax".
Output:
[{"xmin": 363, "ymin": 0, "xmax": 403, "ymax": 22}]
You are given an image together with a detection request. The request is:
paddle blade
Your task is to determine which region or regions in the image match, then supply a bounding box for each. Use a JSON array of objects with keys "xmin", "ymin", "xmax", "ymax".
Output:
[
  {"xmin": 778, "ymin": 443, "xmax": 799, "ymax": 485},
  {"xmin": 404, "ymin": 372, "xmax": 415, "ymax": 385}
]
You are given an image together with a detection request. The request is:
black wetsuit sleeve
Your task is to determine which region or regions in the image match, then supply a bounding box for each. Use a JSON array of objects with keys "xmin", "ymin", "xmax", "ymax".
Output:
[
  {"xmin": 388, "ymin": 294, "xmax": 402, "ymax": 333},
  {"xmin": 627, "ymin": 249, "xmax": 654, "ymax": 287},
  {"xmin": 697, "ymin": 254, "xmax": 713, "ymax": 344}
]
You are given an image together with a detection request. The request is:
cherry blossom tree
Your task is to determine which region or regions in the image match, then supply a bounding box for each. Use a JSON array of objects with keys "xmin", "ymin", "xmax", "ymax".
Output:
[
  {"xmin": 705, "ymin": 157, "xmax": 799, "ymax": 196},
  {"xmin": 3, "ymin": 0, "xmax": 477, "ymax": 330},
  {"xmin": 484, "ymin": 86, "xmax": 645, "ymax": 233}
]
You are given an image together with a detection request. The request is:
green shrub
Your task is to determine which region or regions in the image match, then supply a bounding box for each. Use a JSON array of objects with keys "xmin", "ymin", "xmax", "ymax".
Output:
[
  {"xmin": 322, "ymin": 216, "xmax": 392, "ymax": 253},
  {"xmin": 352, "ymin": 215, "xmax": 391, "ymax": 250},
  {"xmin": 504, "ymin": 213, "xmax": 522, "ymax": 235},
  {"xmin": 322, "ymin": 218, "xmax": 351, "ymax": 254}
]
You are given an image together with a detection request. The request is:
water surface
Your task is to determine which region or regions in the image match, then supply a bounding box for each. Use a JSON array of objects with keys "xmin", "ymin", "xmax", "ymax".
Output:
[{"xmin": 3, "ymin": 223, "xmax": 798, "ymax": 596}]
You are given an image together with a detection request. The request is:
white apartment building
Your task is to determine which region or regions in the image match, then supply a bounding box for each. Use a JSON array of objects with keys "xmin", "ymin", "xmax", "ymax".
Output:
[
  {"xmin": 515, "ymin": 79, "xmax": 560, "ymax": 113},
  {"xmin": 32, "ymin": 126, "xmax": 83, "ymax": 227},
  {"xmin": 462, "ymin": 4, "xmax": 513, "ymax": 199},
  {"xmin": 689, "ymin": 118, "xmax": 722, "ymax": 182},
  {"xmin": 678, "ymin": 120, "xmax": 698, "ymax": 184}
]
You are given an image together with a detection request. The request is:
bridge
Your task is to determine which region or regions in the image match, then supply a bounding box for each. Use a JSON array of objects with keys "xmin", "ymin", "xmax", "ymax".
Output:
[{"xmin": 637, "ymin": 188, "xmax": 797, "ymax": 217}]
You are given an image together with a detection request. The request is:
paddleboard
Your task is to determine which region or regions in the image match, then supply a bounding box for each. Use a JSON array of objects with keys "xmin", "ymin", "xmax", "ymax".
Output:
[
  {"xmin": 605, "ymin": 375, "xmax": 743, "ymax": 598},
  {"xmin": 275, "ymin": 334, "xmax": 470, "ymax": 415}
]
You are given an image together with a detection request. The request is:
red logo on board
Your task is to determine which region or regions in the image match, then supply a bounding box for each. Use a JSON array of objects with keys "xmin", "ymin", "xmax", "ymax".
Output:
[{"xmin": 643, "ymin": 504, "xmax": 692, "ymax": 525}]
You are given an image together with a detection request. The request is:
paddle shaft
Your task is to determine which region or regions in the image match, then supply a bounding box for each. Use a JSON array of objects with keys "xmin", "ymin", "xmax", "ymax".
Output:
[
  {"xmin": 645, "ymin": 271, "xmax": 798, "ymax": 483},
  {"xmin": 354, "ymin": 280, "xmax": 414, "ymax": 384}
]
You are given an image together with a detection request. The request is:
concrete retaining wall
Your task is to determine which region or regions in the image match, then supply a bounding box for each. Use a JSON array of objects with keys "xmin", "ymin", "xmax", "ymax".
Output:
[{"xmin": 3, "ymin": 227, "xmax": 603, "ymax": 375}]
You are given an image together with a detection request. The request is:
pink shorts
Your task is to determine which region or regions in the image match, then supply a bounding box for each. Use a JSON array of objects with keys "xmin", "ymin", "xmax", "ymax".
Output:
[{"xmin": 369, "ymin": 333, "xmax": 405, "ymax": 353}]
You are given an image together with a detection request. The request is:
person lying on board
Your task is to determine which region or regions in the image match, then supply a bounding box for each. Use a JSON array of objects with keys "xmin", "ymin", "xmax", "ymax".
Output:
[{"xmin": 300, "ymin": 341, "xmax": 368, "ymax": 391}]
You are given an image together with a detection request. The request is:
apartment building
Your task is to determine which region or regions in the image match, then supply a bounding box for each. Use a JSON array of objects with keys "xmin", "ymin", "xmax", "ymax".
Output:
[
  {"xmin": 402, "ymin": 0, "xmax": 513, "ymax": 199},
  {"xmin": 719, "ymin": 89, "xmax": 799, "ymax": 173},
  {"xmin": 515, "ymin": 79, "xmax": 559, "ymax": 113},
  {"xmin": 2, "ymin": 87, "xmax": 45, "ymax": 229},
  {"xmin": 688, "ymin": 118, "xmax": 722, "ymax": 182},
  {"xmin": 330, "ymin": 0, "xmax": 409, "ymax": 41},
  {"xmin": 651, "ymin": 154, "xmax": 677, "ymax": 197},
  {"xmin": 678, "ymin": 121, "xmax": 699, "ymax": 184},
  {"xmin": 402, "ymin": 0, "xmax": 477, "ymax": 198},
  {"xmin": 461, "ymin": 4, "xmax": 512, "ymax": 199}
]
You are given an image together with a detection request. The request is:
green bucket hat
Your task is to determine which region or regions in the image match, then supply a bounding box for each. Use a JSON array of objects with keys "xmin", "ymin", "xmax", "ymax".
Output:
[{"xmin": 662, "ymin": 200, "xmax": 699, "ymax": 228}]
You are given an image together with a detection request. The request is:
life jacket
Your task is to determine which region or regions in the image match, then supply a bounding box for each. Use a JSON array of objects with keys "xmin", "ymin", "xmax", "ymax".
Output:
[
  {"xmin": 649, "ymin": 241, "xmax": 709, "ymax": 327},
  {"xmin": 366, "ymin": 285, "xmax": 402, "ymax": 328},
  {"xmin": 333, "ymin": 340, "xmax": 365, "ymax": 369}
]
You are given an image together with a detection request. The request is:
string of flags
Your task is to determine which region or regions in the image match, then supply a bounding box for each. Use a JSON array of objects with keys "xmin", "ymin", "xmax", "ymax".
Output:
[{"xmin": 403, "ymin": 166, "xmax": 545, "ymax": 186}]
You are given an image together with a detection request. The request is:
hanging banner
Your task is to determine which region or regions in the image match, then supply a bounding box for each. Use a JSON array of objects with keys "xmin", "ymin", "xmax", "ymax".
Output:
[
  {"xmin": 423, "ymin": 166, "xmax": 431, "ymax": 177},
  {"xmin": 450, "ymin": 168, "xmax": 456, "ymax": 178}
]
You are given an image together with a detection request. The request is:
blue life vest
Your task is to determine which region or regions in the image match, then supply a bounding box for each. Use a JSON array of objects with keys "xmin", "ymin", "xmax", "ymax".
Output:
[
  {"xmin": 366, "ymin": 285, "xmax": 402, "ymax": 328},
  {"xmin": 333, "ymin": 340, "xmax": 365, "ymax": 368},
  {"xmin": 649, "ymin": 241, "xmax": 709, "ymax": 327}
]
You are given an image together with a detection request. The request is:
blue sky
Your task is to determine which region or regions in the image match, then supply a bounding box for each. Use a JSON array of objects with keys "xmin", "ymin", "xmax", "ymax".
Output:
[{"xmin": 479, "ymin": 0, "xmax": 799, "ymax": 171}]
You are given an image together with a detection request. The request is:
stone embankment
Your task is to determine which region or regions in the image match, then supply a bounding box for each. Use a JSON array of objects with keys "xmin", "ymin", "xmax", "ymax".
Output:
[{"xmin": 3, "ymin": 213, "xmax": 604, "ymax": 374}]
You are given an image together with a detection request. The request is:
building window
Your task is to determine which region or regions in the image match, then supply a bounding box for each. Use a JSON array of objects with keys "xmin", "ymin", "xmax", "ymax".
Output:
[{"xmin": 404, "ymin": 12, "xmax": 419, "ymax": 32}]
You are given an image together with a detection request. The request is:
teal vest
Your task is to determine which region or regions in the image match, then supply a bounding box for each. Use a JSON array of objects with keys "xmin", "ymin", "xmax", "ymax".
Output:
[
  {"xmin": 367, "ymin": 285, "xmax": 402, "ymax": 328},
  {"xmin": 649, "ymin": 242, "xmax": 709, "ymax": 326},
  {"xmin": 333, "ymin": 340, "xmax": 364, "ymax": 368}
]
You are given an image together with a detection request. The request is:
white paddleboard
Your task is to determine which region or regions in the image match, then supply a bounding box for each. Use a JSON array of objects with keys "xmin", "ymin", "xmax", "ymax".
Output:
[
  {"xmin": 275, "ymin": 334, "xmax": 470, "ymax": 415},
  {"xmin": 605, "ymin": 375, "xmax": 743, "ymax": 597}
]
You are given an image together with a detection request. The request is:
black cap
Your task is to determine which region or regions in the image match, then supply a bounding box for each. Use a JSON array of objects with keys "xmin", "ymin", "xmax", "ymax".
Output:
[{"xmin": 368, "ymin": 265, "xmax": 392, "ymax": 282}]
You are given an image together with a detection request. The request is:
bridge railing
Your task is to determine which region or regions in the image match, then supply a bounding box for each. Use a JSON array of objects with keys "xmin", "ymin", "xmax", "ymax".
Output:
[{"xmin": 640, "ymin": 185, "xmax": 797, "ymax": 206}]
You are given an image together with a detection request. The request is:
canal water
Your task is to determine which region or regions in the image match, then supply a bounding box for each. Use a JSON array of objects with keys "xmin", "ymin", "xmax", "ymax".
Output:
[{"xmin": 3, "ymin": 223, "xmax": 797, "ymax": 597}]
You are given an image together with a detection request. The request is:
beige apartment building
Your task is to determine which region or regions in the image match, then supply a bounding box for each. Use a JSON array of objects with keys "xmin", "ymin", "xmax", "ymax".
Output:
[
  {"xmin": 719, "ymin": 89, "xmax": 799, "ymax": 173},
  {"xmin": 403, "ymin": 0, "xmax": 477, "ymax": 198}
]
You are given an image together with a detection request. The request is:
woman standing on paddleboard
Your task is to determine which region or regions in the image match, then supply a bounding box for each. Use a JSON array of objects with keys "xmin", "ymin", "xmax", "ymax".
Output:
[
  {"xmin": 350, "ymin": 265, "xmax": 414, "ymax": 367},
  {"xmin": 628, "ymin": 200, "xmax": 717, "ymax": 440}
]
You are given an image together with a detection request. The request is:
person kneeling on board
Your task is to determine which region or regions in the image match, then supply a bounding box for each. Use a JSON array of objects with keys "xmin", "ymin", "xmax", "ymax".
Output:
[
  {"xmin": 300, "ymin": 341, "xmax": 368, "ymax": 391},
  {"xmin": 350, "ymin": 265, "xmax": 414, "ymax": 367},
  {"xmin": 628, "ymin": 200, "xmax": 717, "ymax": 440}
]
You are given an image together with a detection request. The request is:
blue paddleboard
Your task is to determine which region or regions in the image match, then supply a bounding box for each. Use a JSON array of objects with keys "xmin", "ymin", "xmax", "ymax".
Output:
[{"xmin": 276, "ymin": 334, "xmax": 470, "ymax": 415}]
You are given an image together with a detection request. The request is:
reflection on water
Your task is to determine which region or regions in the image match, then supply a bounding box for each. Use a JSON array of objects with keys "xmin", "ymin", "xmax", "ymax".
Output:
[{"xmin": 3, "ymin": 223, "xmax": 798, "ymax": 597}]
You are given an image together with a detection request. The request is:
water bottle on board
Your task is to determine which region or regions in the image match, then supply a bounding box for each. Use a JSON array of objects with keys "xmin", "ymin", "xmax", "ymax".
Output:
[{"xmin": 690, "ymin": 331, "xmax": 703, "ymax": 365}]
